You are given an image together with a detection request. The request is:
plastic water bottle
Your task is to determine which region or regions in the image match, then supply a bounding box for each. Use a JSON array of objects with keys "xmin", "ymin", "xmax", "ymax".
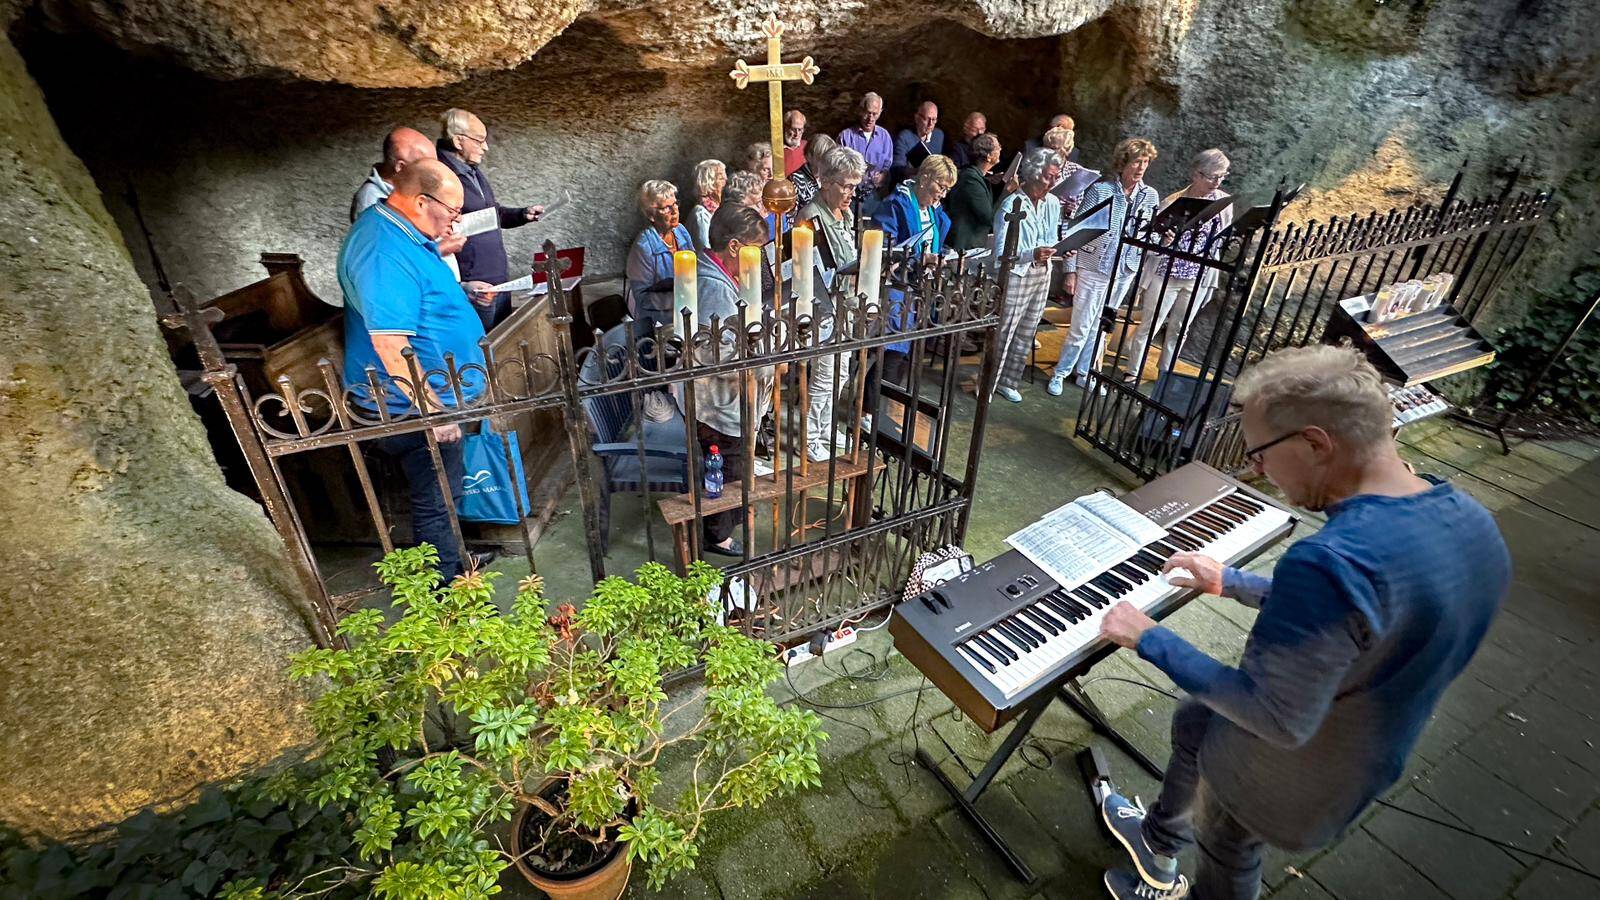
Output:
[{"xmin": 704, "ymin": 445, "xmax": 724, "ymax": 499}]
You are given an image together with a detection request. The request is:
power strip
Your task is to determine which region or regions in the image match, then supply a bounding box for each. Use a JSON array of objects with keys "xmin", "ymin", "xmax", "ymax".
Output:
[{"xmin": 782, "ymin": 626, "xmax": 858, "ymax": 667}]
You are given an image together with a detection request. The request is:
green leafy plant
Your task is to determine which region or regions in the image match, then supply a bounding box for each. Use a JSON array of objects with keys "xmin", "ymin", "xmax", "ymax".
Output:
[
  {"xmin": 286, "ymin": 545, "xmax": 824, "ymax": 897},
  {"xmin": 1482, "ymin": 265, "xmax": 1600, "ymax": 426},
  {"xmin": 0, "ymin": 778, "xmax": 363, "ymax": 900}
]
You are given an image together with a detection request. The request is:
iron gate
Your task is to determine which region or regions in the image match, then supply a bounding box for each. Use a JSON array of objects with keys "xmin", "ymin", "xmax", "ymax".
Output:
[
  {"xmin": 178, "ymin": 231, "xmax": 1018, "ymax": 648},
  {"xmin": 1075, "ymin": 169, "xmax": 1552, "ymax": 479}
]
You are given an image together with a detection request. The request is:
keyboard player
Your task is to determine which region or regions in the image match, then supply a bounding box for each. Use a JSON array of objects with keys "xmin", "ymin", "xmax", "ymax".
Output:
[{"xmin": 1094, "ymin": 345, "xmax": 1510, "ymax": 900}]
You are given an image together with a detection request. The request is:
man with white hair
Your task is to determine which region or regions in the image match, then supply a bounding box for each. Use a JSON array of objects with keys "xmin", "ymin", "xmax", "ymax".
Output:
[
  {"xmin": 782, "ymin": 109, "xmax": 808, "ymax": 176},
  {"xmin": 838, "ymin": 91, "xmax": 892, "ymax": 213},
  {"xmin": 626, "ymin": 179, "xmax": 694, "ymax": 337},
  {"xmin": 437, "ymin": 108, "xmax": 546, "ymax": 329},
  {"xmin": 892, "ymin": 100, "xmax": 945, "ymax": 184},
  {"xmin": 987, "ymin": 147, "xmax": 1063, "ymax": 403},
  {"xmin": 1096, "ymin": 344, "xmax": 1510, "ymax": 900}
]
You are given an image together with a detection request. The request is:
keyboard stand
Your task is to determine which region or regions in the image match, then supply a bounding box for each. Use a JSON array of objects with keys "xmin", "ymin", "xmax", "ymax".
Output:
[{"xmin": 915, "ymin": 677, "xmax": 1168, "ymax": 884}]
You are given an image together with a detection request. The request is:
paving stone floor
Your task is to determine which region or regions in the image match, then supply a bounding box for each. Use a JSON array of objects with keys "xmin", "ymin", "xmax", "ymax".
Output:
[{"xmin": 364, "ymin": 371, "xmax": 1600, "ymax": 900}]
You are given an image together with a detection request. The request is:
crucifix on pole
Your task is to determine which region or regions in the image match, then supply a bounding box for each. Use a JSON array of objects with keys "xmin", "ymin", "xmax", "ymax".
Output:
[{"xmin": 730, "ymin": 13, "xmax": 820, "ymax": 494}]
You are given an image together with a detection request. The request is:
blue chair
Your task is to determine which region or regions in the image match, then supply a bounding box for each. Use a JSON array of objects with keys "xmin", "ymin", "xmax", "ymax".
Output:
[{"xmin": 579, "ymin": 326, "xmax": 691, "ymax": 553}]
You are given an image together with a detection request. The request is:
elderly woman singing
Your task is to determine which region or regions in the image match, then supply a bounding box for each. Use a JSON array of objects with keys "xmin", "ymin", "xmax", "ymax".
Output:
[
  {"xmin": 1121, "ymin": 149, "xmax": 1235, "ymax": 382},
  {"xmin": 988, "ymin": 147, "xmax": 1065, "ymax": 402}
]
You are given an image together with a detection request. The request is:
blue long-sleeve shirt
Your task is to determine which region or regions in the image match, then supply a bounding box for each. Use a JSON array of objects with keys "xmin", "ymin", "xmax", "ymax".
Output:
[{"xmin": 1137, "ymin": 478, "xmax": 1510, "ymax": 850}]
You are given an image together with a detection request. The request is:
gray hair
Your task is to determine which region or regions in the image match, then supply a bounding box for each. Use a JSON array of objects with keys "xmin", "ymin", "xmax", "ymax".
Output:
[
  {"xmin": 693, "ymin": 159, "xmax": 726, "ymax": 201},
  {"xmin": 1018, "ymin": 147, "xmax": 1063, "ymax": 186},
  {"xmin": 970, "ymin": 133, "xmax": 1000, "ymax": 160},
  {"xmin": 858, "ymin": 91, "xmax": 884, "ymax": 112},
  {"xmin": 805, "ymin": 133, "xmax": 838, "ymax": 171},
  {"xmin": 440, "ymin": 108, "xmax": 476, "ymax": 139},
  {"xmin": 1234, "ymin": 344, "xmax": 1393, "ymax": 455},
  {"xmin": 744, "ymin": 142, "xmax": 772, "ymax": 170},
  {"xmin": 784, "ymin": 109, "xmax": 806, "ymax": 128},
  {"xmin": 726, "ymin": 170, "xmax": 765, "ymax": 206},
  {"xmin": 822, "ymin": 146, "xmax": 866, "ymax": 184},
  {"xmin": 1191, "ymin": 148, "xmax": 1230, "ymax": 179},
  {"xmin": 638, "ymin": 179, "xmax": 678, "ymax": 214}
]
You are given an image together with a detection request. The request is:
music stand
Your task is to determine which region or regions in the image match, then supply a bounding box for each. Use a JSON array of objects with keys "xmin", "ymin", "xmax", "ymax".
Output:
[
  {"xmin": 1150, "ymin": 194, "xmax": 1234, "ymax": 235},
  {"xmin": 1052, "ymin": 196, "xmax": 1114, "ymax": 255},
  {"xmin": 1232, "ymin": 182, "xmax": 1304, "ymax": 232}
]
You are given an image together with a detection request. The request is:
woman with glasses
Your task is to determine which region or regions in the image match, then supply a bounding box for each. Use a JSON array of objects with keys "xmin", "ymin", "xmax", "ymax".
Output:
[
  {"xmin": 871, "ymin": 154, "xmax": 956, "ymax": 385},
  {"xmin": 625, "ymin": 179, "xmax": 693, "ymax": 338},
  {"xmin": 1121, "ymin": 149, "xmax": 1236, "ymax": 383}
]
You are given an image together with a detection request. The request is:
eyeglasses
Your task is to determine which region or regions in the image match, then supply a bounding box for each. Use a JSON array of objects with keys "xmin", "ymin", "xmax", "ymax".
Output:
[
  {"xmin": 1243, "ymin": 429, "xmax": 1303, "ymax": 468},
  {"xmin": 421, "ymin": 193, "xmax": 462, "ymax": 219},
  {"xmin": 1201, "ymin": 171, "xmax": 1230, "ymax": 183},
  {"xmin": 459, "ymin": 133, "xmax": 488, "ymax": 147}
]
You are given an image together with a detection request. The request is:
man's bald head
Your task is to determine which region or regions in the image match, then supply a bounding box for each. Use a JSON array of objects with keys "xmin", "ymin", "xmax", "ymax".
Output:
[
  {"xmin": 383, "ymin": 127, "xmax": 435, "ymax": 168},
  {"xmin": 389, "ymin": 159, "xmax": 463, "ymax": 239}
]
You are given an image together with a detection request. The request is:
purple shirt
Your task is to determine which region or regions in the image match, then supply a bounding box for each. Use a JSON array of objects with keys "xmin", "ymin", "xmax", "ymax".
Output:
[{"xmin": 838, "ymin": 126, "xmax": 893, "ymax": 180}]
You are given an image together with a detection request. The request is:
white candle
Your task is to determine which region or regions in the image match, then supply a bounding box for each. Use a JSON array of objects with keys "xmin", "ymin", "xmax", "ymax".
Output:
[
  {"xmin": 739, "ymin": 244, "xmax": 763, "ymax": 309},
  {"xmin": 673, "ymin": 250, "xmax": 698, "ymax": 327},
  {"xmin": 859, "ymin": 229, "xmax": 884, "ymax": 308},
  {"xmin": 792, "ymin": 223, "xmax": 814, "ymax": 319}
]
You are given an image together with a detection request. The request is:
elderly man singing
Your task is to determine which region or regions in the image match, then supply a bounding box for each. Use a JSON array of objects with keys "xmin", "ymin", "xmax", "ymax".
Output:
[
  {"xmin": 1097, "ymin": 344, "xmax": 1509, "ymax": 900},
  {"xmin": 783, "ymin": 109, "xmax": 808, "ymax": 176},
  {"xmin": 437, "ymin": 108, "xmax": 545, "ymax": 330},
  {"xmin": 339, "ymin": 159, "xmax": 494, "ymax": 581},
  {"xmin": 892, "ymin": 100, "xmax": 946, "ymax": 185},
  {"xmin": 1050, "ymin": 137, "xmax": 1160, "ymax": 393},
  {"xmin": 626, "ymin": 179, "xmax": 694, "ymax": 337},
  {"xmin": 838, "ymin": 92, "xmax": 893, "ymax": 213},
  {"xmin": 352, "ymin": 126, "xmax": 466, "ymax": 274},
  {"xmin": 987, "ymin": 147, "xmax": 1063, "ymax": 403}
]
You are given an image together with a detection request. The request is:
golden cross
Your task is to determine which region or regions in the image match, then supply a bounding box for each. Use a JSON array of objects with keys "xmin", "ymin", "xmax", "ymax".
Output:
[{"xmin": 729, "ymin": 14, "xmax": 819, "ymax": 177}]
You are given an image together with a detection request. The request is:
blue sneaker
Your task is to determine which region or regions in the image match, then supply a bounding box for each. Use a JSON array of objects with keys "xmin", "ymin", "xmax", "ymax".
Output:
[
  {"xmin": 1101, "ymin": 792, "xmax": 1179, "ymax": 890},
  {"xmin": 1104, "ymin": 868, "xmax": 1189, "ymax": 898}
]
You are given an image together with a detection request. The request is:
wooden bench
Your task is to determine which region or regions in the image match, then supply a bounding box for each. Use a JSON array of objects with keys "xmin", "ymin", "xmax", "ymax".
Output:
[{"xmin": 656, "ymin": 452, "xmax": 885, "ymax": 573}]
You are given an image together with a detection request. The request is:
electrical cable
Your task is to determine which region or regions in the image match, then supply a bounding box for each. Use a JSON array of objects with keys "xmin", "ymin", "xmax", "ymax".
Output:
[{"xmin": 1399, "ymin": 440, "xmax": 1600, "ymax": 532}]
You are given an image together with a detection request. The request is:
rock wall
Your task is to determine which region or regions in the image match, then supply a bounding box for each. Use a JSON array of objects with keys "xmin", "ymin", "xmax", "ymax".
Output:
[
  {"xmin": 16, "ymin": 0, "xmax": 1599, "ymax": 323},
  {"xmin": 0, "ymin": 26, "xmax": 316, "ymax": 841}
]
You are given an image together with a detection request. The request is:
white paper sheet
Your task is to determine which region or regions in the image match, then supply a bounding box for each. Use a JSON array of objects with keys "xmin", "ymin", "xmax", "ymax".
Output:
[
  {"xmin": 490, "ymin": 273, "xmax": 535, "ymax": 293},
  {"xmin": 540, "ymin": 190, "xmax": 573, "ymax": 219},
  {"xmin": 454, "ymin": 207, "xmax": 499, "ymax": 237},
  {"xmin": 1005, "ymin": 491, "xmax": 1167, "ymax": 591}
]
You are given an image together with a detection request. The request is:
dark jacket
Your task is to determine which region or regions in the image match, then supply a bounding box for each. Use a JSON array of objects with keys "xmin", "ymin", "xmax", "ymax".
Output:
[
  {"xmin": 946, "ymin": 165, "xmax": 1000, "ymax": 252},
  {"xmin": 437, "ymin": 142, "xmax": 531, "ymax": 285}
]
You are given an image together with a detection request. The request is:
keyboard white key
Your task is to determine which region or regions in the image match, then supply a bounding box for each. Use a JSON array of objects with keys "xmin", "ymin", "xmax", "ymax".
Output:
[{"xmin": 961, "ymin": 492, "xmax": 1292, "ymax": 697}]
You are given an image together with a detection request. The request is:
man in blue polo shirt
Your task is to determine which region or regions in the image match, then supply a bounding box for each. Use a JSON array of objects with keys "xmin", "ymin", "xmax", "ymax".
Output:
[
  {"xmin": 1096, "ymin": 345, "xmax": 1510, "ymax": 900},
  {"xmin": 340, "ymin": 158, "xmax": 489, "ymax": 581}
]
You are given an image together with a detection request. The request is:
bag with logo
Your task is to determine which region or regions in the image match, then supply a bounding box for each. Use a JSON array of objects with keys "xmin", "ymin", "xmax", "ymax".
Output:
[{"xmin": 456, "ymin": 424, "xmax": 530, "ymax": 525}]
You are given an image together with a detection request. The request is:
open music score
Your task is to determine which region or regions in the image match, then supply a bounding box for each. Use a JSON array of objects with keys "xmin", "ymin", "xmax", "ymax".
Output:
[{"xmin": 1005, "ymin": 492, "xmax": 1168, "ymax": 591}]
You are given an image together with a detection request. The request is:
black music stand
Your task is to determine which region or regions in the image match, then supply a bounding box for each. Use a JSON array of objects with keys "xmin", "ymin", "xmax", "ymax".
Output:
[
  {"xmin": 1231, "ymin": 182, "xmax": 1304, "ymax": 232},
  {"xmin": 1150, "ymin": 194, "xmax": 1236, "ymax": 236}
]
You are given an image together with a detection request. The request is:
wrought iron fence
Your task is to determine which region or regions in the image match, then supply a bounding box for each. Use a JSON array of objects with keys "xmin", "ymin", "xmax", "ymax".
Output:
[
  {"xmin": 1075, "ymin": 168, "xmax": 1552, "ymax": 480},
  {"xmin": 180, "ymin": 234, "xmax": 1016, "ymax": 649}
]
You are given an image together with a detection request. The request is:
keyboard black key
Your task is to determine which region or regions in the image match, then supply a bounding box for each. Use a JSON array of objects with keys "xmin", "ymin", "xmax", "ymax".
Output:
[
  {"xmin": 960, "ymin": 644, "xmax": 996, "ymax": 674},
  {"xmin": 1113, "ymin": 562, "xmax": 1149, "ymax": 584},
  {"xmin": 1042, "ymin": 592, "xmax": 1085, "ymax": 621},
  {"xmin": 976, "ymin": 632, "xmax": 1015, "ymax": 662},
  {"xmin": 1025, "ymin": 605, "xmax": 1064, "ymax": 633},
  {"xmin": 1075, "ymin": 585, "xmax": 1110, "ymax": 609},
  {"xmin": 998, "ymin": 619, "xmax": 1039, "ymax": 649}
]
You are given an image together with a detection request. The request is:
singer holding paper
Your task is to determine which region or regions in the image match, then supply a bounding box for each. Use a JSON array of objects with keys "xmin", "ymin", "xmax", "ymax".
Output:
[
  {"xmin": 797, "ymin": 145, "xmax": 865, "ymax": 462},
  {"xmin": 873, "ymin": 155, "xmax": 955, "ymax": 381},
  {"xmin": 627, "ymin": 180, "xmax": 695, "ymax": 339},
  {"xmin": 987, "ymin": 147, "xmax": 1064, "ymax": 403},
  {"xmin": 437, "ymin": 109, "xmax": 546, "ymax": 330},
  {"xmin": 1051, "ymin": 138, "xmax": 1160, "ymax": 394}
]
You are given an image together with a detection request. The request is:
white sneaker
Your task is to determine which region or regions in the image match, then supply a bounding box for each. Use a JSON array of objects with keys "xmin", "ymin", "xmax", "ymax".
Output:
[
  {"xmin": 806, "ymin": 440, "xmax": 832, "ymax": 463},
  {"xmin": 999, "ymin": 387, "xmax": 1023, "ymax": 403},
  {"xmin": 1047, "ymin": 373, "xmax": 1066, "ymax": 396}
]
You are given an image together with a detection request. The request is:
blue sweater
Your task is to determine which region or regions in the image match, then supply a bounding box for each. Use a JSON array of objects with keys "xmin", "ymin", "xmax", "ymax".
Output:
[{"xmin": 1138, "ymin": 478, "xmax": 1509, "ymax": 849}]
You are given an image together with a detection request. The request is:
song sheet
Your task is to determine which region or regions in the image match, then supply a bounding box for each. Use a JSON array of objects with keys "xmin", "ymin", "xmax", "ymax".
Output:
[
  {"xmin": 454, "ymin": 207, "xmax": 499, "ymax": 237},
  {"xmin": 490, "ymin": 273, "xmax": 535, "ymax": 293},
  {"xmin": 1005, "ymin": 491, "xmax": 1167, "ymax": 590}
]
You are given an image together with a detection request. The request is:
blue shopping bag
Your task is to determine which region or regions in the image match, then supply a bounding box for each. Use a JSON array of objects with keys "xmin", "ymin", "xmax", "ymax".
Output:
[{"xmin": 456, "ymin": 425, "xmax": 531, "ymax": 525}]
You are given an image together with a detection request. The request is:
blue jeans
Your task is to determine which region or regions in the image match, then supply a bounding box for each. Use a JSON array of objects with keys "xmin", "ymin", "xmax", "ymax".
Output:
[
  {"xmin": 1142, "ymin": 701, "xmax": 1266, "ymax": 900},
  {"xmin": 377, "ymin": 431, "xmax": 466, "ymax": 580}
]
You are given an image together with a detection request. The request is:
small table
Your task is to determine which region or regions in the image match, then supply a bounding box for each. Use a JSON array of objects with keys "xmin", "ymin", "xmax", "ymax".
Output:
[{"xmin": 656, "ymin": 453, "xmax": 885, "ymax": 573}]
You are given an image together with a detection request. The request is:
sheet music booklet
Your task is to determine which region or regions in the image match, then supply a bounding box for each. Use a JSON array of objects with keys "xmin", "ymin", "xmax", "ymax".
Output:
[
  {"xmin": 1005, "ymin": 491, "xmax": 1168, "ymax": 591},
  {"xmin": 454, "ymin": 207, "xmax": 499, "ymax": 238}
]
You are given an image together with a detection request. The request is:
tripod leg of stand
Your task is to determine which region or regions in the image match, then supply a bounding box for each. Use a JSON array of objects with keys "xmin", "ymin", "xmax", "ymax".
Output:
[
  {"xmin": 1059, "ymin": 679, "xmax": 1165, "ymax": 779},
  {"xmin": 914, "ymin": 698, "xmax": 1049, "ymax": 883}
]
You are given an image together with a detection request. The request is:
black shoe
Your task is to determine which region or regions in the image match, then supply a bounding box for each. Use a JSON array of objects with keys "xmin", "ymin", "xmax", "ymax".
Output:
[
  {"xmin": 467, "ymin": 549, "xmax": 497, "ymax": 571},
  {"xmin": 704, "ymin": 540, "xmax": 745, "ymax": 557}
]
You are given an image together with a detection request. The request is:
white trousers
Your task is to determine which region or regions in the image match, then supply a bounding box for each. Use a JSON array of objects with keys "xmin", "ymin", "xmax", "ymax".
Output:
[
  {"xmin": 1123, "ymin": 275, "xmax": 1211, "ymax": 376},
  {"xmin": 1056, "ymin": 270, "xmax": 1136, "ymax": 379},
  {"xmin": 806, "ymin": 320, "xmax": 852, "ymax": 448}
]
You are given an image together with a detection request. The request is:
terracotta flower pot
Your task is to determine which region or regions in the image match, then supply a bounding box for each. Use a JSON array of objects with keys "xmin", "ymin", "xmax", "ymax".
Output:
[{"xmin": 510, "ymin": 800, "xmax": 632, "ymax": 900}]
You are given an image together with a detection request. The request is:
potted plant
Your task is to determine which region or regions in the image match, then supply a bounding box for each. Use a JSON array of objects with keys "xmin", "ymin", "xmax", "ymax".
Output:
[{"xmin": 287, "ymin": 546, "xmax": 825, "ymax": 899}]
